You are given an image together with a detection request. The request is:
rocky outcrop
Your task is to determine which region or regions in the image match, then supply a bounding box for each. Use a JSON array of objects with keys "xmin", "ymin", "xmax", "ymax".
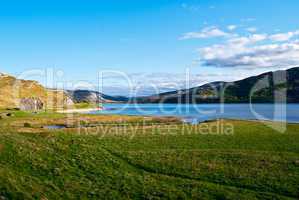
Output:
[
  {"xmin": 66, "ymin": 90, "xmax": 127, "ymax": 104},
  {"xmin": 0, "ymin": 74, "xmax": 74, "ymax": 110},
  {"xmin": 68, "ymin": 90, "xmax": 101, "ymax": 104}
]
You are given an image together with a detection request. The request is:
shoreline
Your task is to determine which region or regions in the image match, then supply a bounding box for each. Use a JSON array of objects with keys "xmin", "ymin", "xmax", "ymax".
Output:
[{"xmin": 56, "ymin": 108, "xmax": 102, "ymax": 114}]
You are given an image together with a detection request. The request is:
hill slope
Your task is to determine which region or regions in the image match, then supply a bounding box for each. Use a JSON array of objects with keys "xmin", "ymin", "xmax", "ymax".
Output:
[
  {"xmin": 0, "ymin": 73, "xmax": 74, "ymax": 109},
  {"xmin": 134, "ymin": 67, "xmax": 299, "ymax": 103},
  {"xmin": 66, "ymin": 90, "xmax": 128, "ymax": 104},
  {"xmin": 0, "ymin": 112, "xmax": 298, "ymax": 199}
]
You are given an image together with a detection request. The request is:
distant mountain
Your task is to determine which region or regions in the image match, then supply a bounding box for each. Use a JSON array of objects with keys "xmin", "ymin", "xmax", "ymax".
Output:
[
  {"xmin": 133, "ymin": 67, "xmax": 299, "ymax": 104},
  {"xmin": 66, "ymin": 90, "xmax": 128, "ymax": 104},
  {"xmin": 2, "ymin": 67, "xmax": 299, "ymax": 109}
]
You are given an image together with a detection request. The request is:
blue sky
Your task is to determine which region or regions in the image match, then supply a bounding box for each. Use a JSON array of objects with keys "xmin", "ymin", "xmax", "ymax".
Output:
[{"xmin": 1, "ymin": 0, "xmax": 299, "ymax": 96}]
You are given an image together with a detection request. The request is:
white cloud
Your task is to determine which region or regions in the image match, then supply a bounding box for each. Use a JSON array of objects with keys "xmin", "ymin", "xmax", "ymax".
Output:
[
  {"xmin": 180, "ymin": 26, "xmax": 230, "ymax": 40},
  {"xmin": 269, "ymin": 30, "xmax": 299, "ymax": 42},
  {"xmin": 227, "ymin": 34, "xmax": 267, "ymax": 46},
  {"xmin": 198, "ymin": 31, "xmax": 299, "ymax": 68},
  {"xmin": 101, "ymin": 72, "xmax": 229, "ymax": 96},
  {"xmin": 227, "ymin": 25, "xmax": 237, "ymax": 31},
  {"xmin": 251, "ymin": 34, "xmax": 268, "ymax": 42},
  {"xmin": 180, "ymin": 25, "xmax": 299, "ymax": 70}
]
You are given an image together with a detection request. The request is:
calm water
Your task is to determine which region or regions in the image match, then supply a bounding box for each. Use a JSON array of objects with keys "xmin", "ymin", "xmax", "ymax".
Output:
[
  {"xmin": 90, "ymin": 104, "xmax": 299, "ymax": 123},
  {"xmin": 44, "ymin": 125, "xmax": 66, "ymax": 129}
]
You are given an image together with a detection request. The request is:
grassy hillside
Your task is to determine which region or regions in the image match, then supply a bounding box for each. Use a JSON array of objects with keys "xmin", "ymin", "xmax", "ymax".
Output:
[
  {"xmin": 0, "ymin": 74, "xmax": 73, "ymax": 110},
  {"xmin": 0, "ymin": 111, "xmax": 298, "ymax": 199}
]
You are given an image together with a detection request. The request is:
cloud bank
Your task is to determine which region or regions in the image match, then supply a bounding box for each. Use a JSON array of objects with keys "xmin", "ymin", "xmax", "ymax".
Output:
[{"xmin": 182, "ymin": 26, "xmax": 299, "ymax": 68}]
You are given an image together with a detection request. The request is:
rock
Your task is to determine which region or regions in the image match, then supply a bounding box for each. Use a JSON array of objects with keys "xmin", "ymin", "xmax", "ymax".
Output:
[
  {"xmin": 67, "ymin": 90, "xmax": 101, "ymax": 104},
  {"xmin": 6, "ymin": 113, "xmax": 14, "ymax": 117},
  {"xmin": 0, "ymin": 195, "xmax": 7, "ymax": 200},
  {"xmin": 0, "ymin": 113, "xmax": 12, "ymax": 118}
]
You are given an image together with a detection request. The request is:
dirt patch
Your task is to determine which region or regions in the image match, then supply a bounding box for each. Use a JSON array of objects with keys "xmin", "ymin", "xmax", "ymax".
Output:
[{"xmin": 17, "ymin": 128, "xmax": 46, "ymax": 134}]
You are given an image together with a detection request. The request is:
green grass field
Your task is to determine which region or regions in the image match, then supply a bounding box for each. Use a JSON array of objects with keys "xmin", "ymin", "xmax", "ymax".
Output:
[{"xmin": 0, "ymin": 110, "xmax": 298, "ymax": 199}]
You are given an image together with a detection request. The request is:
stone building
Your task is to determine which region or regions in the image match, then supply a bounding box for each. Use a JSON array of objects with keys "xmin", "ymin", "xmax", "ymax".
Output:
[{"xmin": 19, "ymin": 97, "xmax": 44, "ymax": 111}]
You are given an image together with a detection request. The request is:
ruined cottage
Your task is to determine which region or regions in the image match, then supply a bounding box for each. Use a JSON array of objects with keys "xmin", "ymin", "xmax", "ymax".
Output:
[{"xmin": 19, "ymin": 97, "xmax": 44, "ymax": 111}]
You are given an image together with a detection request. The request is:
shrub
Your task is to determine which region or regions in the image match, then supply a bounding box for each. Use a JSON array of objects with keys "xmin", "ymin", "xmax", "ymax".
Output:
[{"xmin": 24, "ymin": 123, "xmax": 31, "ymax": 128}]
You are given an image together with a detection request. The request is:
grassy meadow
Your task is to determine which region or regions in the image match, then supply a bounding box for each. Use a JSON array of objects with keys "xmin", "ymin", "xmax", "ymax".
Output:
[{"xmin": 0, "ymin": 110, "xmax": 298, "ymax": 199}]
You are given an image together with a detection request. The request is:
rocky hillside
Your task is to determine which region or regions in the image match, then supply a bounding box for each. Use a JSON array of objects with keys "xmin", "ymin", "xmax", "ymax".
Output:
[
  {"xmin": 0, "ymin": 73, "xmax": 74, "ymax": 110},
  {"xmin": 66, "ymin": 90, "xmax": 128, "ymax": 104},
  {"xmin": 134, "ymin": 67, "xmax": 299, "ymax": 103}
]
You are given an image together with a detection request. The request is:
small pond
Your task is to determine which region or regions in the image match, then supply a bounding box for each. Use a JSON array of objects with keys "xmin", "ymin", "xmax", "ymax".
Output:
[{"xmin": 44, "ymin": 125, "xmax": 66, "ymax": 129}]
